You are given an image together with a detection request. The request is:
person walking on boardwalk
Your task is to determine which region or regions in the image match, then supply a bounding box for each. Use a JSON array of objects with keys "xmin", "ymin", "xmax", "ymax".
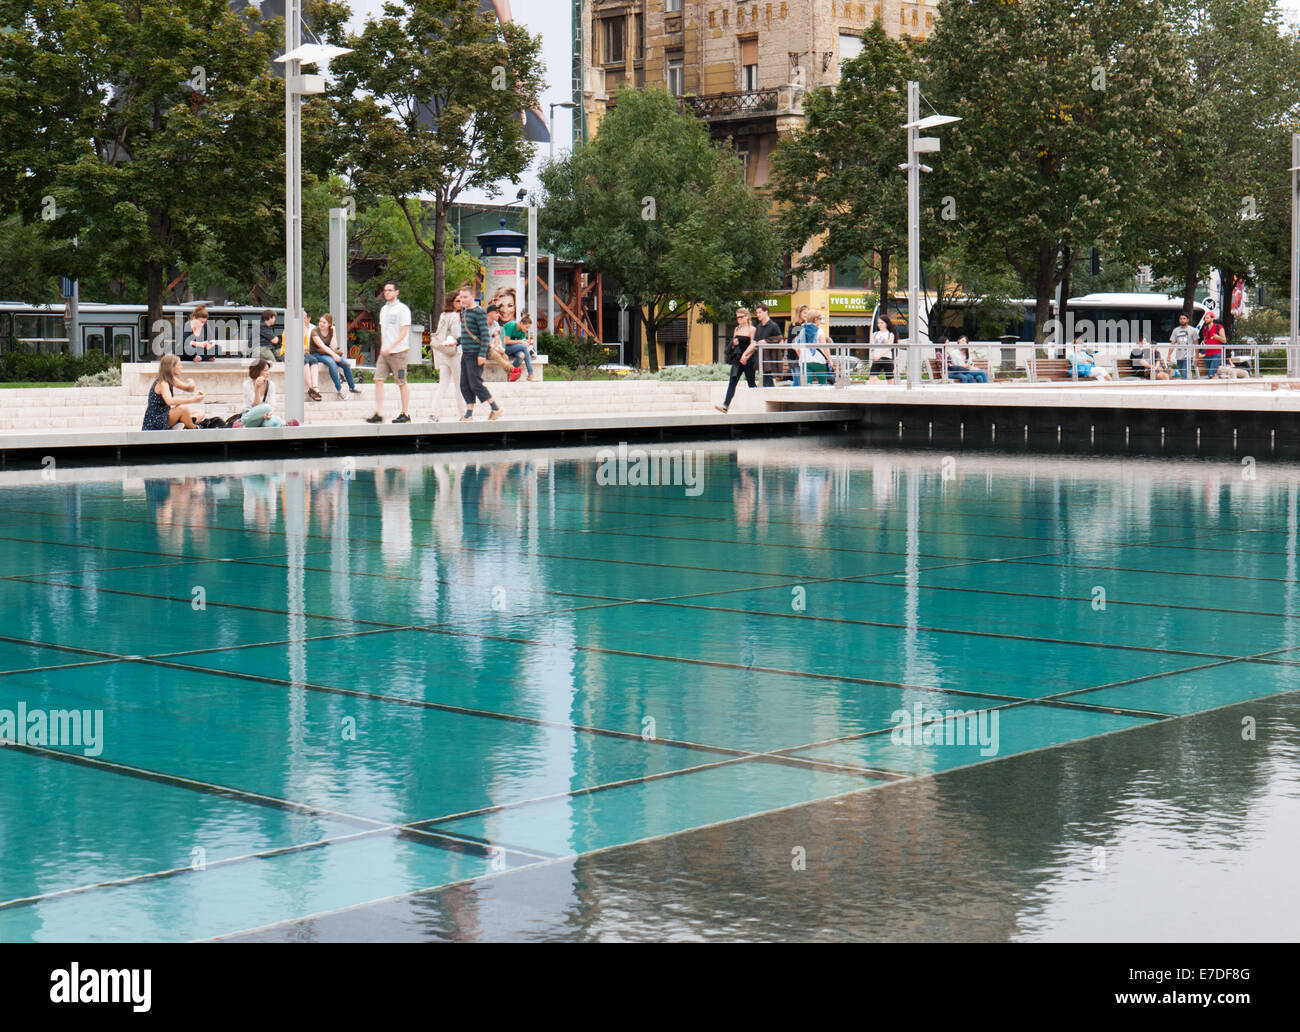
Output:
[
  {"xmin": 457, "ymin": 285, "xmax": 503, "ymax": 421},
  {"xmin": 1170, "ymin": 312, "xmax": 1197, "ymax": 379},
  {"xmin": 367, "ymin": 280, "xmax": 412, "ymax": 424},
  {"xmin": 751, "ymin": 303, "xmax": 784, "ymax": 387},
  {"xmin": 716, "ymin": 307, "xmax": 757, "ymax": 413},
  {"xmin": 429, "ymin": 293, "xmax": 463, "ymax": 421}
]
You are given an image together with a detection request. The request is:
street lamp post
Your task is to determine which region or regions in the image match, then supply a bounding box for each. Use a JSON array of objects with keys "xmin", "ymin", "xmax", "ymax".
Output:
[
  {"xmin": 546, "ymin": 101, "xmax": 578, "ymax": 338},
  {"xmin": 277, "ymin": 21, "xmax": 350, "ymax": 424},
  {"xmin": 900, "ymin": 82, "xmax": 959, "ymax": 390},
  {"xmin": 1290, "ymin": 133, "xmax": 1299, "ymax": 377}
]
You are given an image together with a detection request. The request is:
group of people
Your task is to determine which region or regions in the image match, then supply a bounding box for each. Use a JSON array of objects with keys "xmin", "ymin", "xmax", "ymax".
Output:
[{"xmin": 142, "ymin": 280, "xmax": 541, "ymax": 430}]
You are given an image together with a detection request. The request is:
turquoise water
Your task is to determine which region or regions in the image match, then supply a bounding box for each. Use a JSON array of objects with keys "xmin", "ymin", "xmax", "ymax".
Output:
[{"xmin": 0, "ymin": 440, "xmax": 1297, "ymax": 941}]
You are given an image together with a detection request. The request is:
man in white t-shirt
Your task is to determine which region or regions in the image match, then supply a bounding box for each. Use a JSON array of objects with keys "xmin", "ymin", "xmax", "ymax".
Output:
[{"xmin": 367, "ymin": 279, "xmax": 412, "ymax": 424}]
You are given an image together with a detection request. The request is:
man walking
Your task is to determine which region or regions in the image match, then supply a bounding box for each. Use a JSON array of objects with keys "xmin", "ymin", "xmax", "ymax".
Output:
[
  {"xmin": 751, "ymin": 303, "xmax": 784, "ymax": 387},
  {"xmin": 1200, "ymin": 309, "xmax": 1227, "ymax": 378},
  {"xmin": 367, "ymin": 280, "xmax": 412, "ymax": 424},
  {"xmin": 1170, "ymin": 312, "xmax": 1197, "ymax": 380},
  {"xmin": 457, "ymin": 284, "xmax": 502, "ymax": 421}
]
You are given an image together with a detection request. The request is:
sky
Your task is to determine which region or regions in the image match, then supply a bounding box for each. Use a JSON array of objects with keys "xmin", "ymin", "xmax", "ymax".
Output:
[{"xmin": 346, "ymin": 0, "xmax": 575, "ymax": 202}]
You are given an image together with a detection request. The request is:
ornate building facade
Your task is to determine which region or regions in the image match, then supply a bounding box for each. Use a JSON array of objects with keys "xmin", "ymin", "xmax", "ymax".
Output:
[{"xmin": 574, "ymin": 1, "xmax": 938, "ymax": 364}]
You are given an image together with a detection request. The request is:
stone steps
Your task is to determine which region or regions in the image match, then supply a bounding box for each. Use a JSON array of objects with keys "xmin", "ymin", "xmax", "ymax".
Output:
[{"xmin": 0, "ymin": 380, "xmax": 759, "ymax": 430}]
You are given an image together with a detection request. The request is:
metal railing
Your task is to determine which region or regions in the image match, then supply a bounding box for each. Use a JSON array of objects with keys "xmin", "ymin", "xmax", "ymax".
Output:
[
  {"xmin": 736, "ymin": 341, "xmax": 1300, "ymax": 386},
  {"xmin": 682, "ymin": 89, "xmax": 780, "ymax": 119}
]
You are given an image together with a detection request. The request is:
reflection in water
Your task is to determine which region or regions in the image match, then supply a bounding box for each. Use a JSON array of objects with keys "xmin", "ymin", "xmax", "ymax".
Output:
[{"xmin": 12, "ymin": 437, "xmax": 1300, "ymax": 940}]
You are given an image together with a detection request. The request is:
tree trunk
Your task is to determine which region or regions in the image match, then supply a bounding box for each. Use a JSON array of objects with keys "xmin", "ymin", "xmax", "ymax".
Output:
[
  {"xmin": 1033, "ymin": 240, "xmax": 1057, "ymax": 347},
  {"xmin": 878, "ymin": 249, "xmax": 890, "ymax": 307},
  {"xmin": 146, "ymin": 260, "xmax": 165, "ymax": 360},
  {"xmin": 432, "ymin": 207, "xmax": 448, "ymax": 320},
  {"xmin": 643, "ymin": 307, "xmax": 659, "ymax": 372},
  {"xmin": 1220, "ymin": 267, "xmax": 1238, "ymax": 341},
  {"xmin": 1181, "ymin": 250, "xmax": 1199, "ymax": 320},
  {"xmin": 1058, "ymin": 247, "xmax": 1073, "ymax": 348}
]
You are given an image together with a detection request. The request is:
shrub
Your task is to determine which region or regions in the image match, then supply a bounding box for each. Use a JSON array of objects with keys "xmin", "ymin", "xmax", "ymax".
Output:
[
  {"xmin": 539, "ymin": 331, "xmax": 610, "ymax": 369},
  {"xmin": 74, "ymin": 366, "xmax": 123, "ymax": 388},
  {"xmin": 0, "ymin": 350, "xmax": 114, "ymax": 383},
  {"xmin": 627, "ymin": 363, "xmax": 730, "ymax": 381},
  {"xmin": 1233, "ymin": 307, "xmax": 1288, "ymax": 351}
]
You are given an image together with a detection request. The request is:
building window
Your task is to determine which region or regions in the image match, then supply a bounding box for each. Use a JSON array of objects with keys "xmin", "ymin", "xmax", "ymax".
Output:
[
  {"xmin": 840, "ymin": 32, "xmax": 863, "ymax": 63},
  {"xmin": 736, "ymin": 139, "xmax": 751, "ymax": 182},
  {"xmin": 635, "ymin": 14, "xmax": 644, "ymax": 59},
  {"xmin": 740, "ymin": 37, "xmax": 758, "ymax": 91},
  {"xmin": 666, "ymin": 0, "xmax": 682, "ymax": 10},
  {"xmin": 666, "ymin": 55, "xmax": 684, "ymax": 97},
  {"xmin": 602, "ymin": 17, "xmax": 625, "ymax": 65}
]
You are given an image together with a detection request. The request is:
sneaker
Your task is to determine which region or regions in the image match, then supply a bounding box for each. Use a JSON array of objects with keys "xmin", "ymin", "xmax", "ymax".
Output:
[
  {"xmin": 393, "ymin": 412, "xmax": 411, "ymax": 423},
  {"xmin": 508, "ymin": 366, "xmax": 522, "ymax": 382},
  {"xmin": 714, "ymin": 404, "xmax": 728, "ymax": 413},
  {"xmin": 459, "ymin": 414, "xmax": 473, "ymax": 422},
  {"xmin": 287, "ymin": 419, "xmax": 300, "ymax": 426},
  {"xmin": 429, "ymin": 414, "xmax": 440, "ymax": 422},
  {"xmin": 337, "ymin": 390, "xmax": 347, "ymax": 401},
  {"xmin": 349, "ymin": 387, "xmax": 361, "ymax": 394},
  {"xmin": 365, "ymin": 412, "xmax": 383, "ymax": 423},
  {"xmin": 488, "ymin": 408, "xmax": 502, "ymax": 420},
  {"xmin": 231, "ymin": 419, "xmax": 243, "ymax": 428}
]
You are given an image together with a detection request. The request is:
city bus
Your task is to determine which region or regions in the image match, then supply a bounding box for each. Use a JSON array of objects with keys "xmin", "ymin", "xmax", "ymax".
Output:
[
  {"xmin": 0, "ymin": 301, "xmax": 284, "ymax": 362},
  {"xmin": 871, "ymin": 293, "xmax": 1208, "ymax": 364}
]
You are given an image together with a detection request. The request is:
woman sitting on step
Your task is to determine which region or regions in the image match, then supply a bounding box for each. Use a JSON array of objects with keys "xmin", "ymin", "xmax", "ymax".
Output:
[{"xmin": 142, "ymin": 353, "xmax": 205, "ymax": 430}]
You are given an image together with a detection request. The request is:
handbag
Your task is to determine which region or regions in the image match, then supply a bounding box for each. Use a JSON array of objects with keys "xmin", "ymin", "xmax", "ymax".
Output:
[{"xmin": 432, "ymin": 315, "xmax": 460, "ymax": 358}]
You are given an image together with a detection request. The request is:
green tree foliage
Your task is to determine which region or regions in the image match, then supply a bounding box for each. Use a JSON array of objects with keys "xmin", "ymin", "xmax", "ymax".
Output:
[
  {"xmin": 770, "ymin": 20, "xmax": 917, "ymax": 300},
  {"xmin": 321, "ymin": 0, "xmax": 543, "ymax": 318},
  {"xmin": 539, "ymin": 87, "xmax": 781, "ymax": 372},
  {"xmin": 0, "ymin": 0, "xmax": 289, "ymax": 334},
  {"xmin": 925, "ymin": 0, "xmax": 1180, "ymax": 343},
  {"xmin": 1136, "ymin": 0, "xmax": 1300, "ymax": 333}
]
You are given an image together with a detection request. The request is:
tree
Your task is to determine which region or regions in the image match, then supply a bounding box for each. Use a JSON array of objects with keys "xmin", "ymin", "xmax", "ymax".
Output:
[
  {"xmin": 928, "ymin": 0, "xmax": 1181, "ymax": 343},
  {"xmin": 1135, "ymin": 0, "xmax": 1300, "ymax": 335},
  {"xmin": 350, "ymin": 198, "xmax": 480, "ymax": 327},
  {"xmin": 770, "ymin": 20, "xmax": 917, "ymax": 301},
  {"xmin": 321, "ymin": 0, "xmax": 543, "ymax": 319},
  {"xmin": 539, "ymin": 87, "xmax": 781, "ymax": 372},
  {"xmin": 0, "ymin": 0, "xmax": 289, "ymax": 339}
]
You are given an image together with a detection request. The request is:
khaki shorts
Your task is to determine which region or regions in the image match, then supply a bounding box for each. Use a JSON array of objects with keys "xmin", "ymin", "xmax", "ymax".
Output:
[{"xmin": 375, "ymin": 350, "xmax": 409, "ymax": 383}]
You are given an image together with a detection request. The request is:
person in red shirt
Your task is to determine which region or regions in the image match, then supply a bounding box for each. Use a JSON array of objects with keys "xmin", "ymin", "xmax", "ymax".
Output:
[{"xmin": 1199, "ymin": 311, "xmax": 1226, "ymax": 378}]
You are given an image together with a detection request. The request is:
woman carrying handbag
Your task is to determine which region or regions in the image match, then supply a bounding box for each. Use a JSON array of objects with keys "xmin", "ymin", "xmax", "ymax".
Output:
[{"xmin": 430, "ymin": 294, "xmax": 462, "ymax": 422}]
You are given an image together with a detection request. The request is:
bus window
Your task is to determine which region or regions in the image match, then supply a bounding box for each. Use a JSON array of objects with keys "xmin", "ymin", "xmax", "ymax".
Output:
[
  {"xmin": 113, "ymin": 332, "xmax": 133, "ymax": 359},
  {"xmin": 84, "ymin": 329, "xmax": 106, "ymax": 353}
]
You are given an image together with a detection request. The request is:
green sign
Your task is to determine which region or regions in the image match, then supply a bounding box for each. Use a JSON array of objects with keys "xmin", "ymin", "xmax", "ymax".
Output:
[
  {"xmin": 757, "ymin": 294, "xmax": 792, "ymax": 315},
  {"xmin": 828, "ymin": 293, "xmax": 877, "ymax": 314}
]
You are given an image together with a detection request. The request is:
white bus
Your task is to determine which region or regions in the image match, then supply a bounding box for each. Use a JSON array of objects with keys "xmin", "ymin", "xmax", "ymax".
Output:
[
  {"xmin": 0, "ymin": 301, "xmax": 285, "ymax": 362},
  {"xmin": 872, "ymin": 292, "xmax": 1208, "ymax": 366}
]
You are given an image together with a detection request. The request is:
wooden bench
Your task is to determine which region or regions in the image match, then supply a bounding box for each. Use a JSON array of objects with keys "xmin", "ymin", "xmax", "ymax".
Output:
[{"xmin": 928, "ymin": 357, "xmax": 992, "ymax": 381}]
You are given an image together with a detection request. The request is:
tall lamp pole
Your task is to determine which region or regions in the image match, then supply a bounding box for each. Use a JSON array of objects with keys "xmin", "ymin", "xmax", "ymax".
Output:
[
  {"xmin": 900, "ymin": 82, "xmax": 959, "ymax": 390},
  {"xmin": 1290, "ymin": 133, "xmax": 1299, "ymax": 377},
  {"xmin": 547, "ymin": 101, "xmax": 577, "ymax": 337},
  {"xmin": 277, "ymin": 21, "xmax": 350, "ymax": 424}
]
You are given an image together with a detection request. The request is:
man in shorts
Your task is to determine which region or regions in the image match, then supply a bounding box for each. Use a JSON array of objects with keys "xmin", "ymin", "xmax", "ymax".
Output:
[{"xmin": 367, "ymin": 279, "xmax": 412, "ymax": 424}]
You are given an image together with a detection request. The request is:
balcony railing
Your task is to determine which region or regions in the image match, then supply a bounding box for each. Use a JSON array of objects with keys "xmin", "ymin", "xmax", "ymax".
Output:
[{"xmin": 681, "ymin": 88, "xmax": 780, "ymax": 120}]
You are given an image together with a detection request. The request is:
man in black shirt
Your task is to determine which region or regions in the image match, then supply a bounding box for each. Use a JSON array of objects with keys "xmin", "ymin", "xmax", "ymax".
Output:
[
  {"xmin": 258, "ymin": 310, "xmax": 280, "ymax": 363},
  {"xmin": 751, "ymin": 302, "xmax": 785, "ymax": 387}
]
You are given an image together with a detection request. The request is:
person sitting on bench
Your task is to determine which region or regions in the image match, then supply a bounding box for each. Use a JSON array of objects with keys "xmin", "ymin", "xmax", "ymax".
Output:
[
  {"xmin": 947, "ymin": 336, "xmax": 988, "ymax": 383},
  {"xmin": 1067, "ymin": 334, "xmax": 1112, "ymax": 380}
]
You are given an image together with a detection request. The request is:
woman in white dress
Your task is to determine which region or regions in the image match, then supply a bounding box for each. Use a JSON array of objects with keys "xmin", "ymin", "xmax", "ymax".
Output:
[{"xmin": 430, "ymin": 293, "xmax": 463, "ymax": 421}]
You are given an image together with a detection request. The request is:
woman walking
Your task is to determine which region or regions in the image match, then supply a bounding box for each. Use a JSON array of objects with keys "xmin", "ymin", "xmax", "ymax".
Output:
[
  {"xmin": 142, "ymin": 353, "xmax": 205, "ymax": 430},
  {"xmin": 715, "ymin": 307, "xmax": 757, "ymax": 413},
  {"xmin": 869, "ymin": 315, "xmax": 898, "ymax": 382},
  {"xmin": 430, "ymin": 293, "xmax": 463, "ymax": 421}
]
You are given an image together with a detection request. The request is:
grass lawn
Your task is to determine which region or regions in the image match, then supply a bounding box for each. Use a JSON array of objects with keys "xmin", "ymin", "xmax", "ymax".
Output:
[{"xmin": 0, "ymin": 381, "xmax": 76, "ymax": 389}]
